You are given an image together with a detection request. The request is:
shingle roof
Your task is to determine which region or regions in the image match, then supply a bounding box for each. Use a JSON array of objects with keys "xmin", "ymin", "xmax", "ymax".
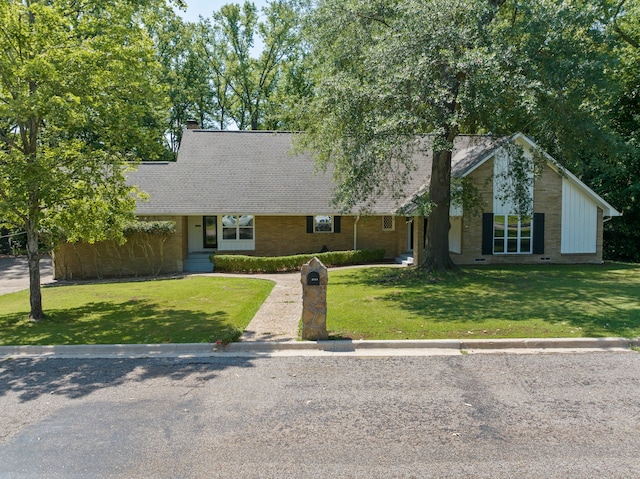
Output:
[{"xmin": 127, "ymin": 130, "xmax": 502, "ymax": 216}]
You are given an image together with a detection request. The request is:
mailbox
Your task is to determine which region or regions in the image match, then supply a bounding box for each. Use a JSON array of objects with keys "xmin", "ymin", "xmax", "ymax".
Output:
[
  {"xmin": 300, "ymin": 257, "xmax": 328, "ymax": 340},
  {"xmin": 307, "ymin": 271, "xmax": 320, "ymax": 286}
]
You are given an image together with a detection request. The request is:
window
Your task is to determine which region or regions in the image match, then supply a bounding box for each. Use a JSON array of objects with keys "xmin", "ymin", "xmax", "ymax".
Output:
[
  {"xmin": 314, "ymin": 215, "xmax": 333, "ymax": 233},
  {"xmin": 203, "ymin": 216, "xmax": 217, "ymax": 248},
  {"xmin": 222, "ymin": 215, "xmax": 254, "ymax": 240},
  {"xmin": 493, "ymin": 215, "xmax": 532, "ymax": 254},
  {"xmin": 306, "ymin": 215, "xmax": 341, "ymax": 233},
  {"xmin": 382, "ymin": 216, "xmax": 395, "ymax": 231}
]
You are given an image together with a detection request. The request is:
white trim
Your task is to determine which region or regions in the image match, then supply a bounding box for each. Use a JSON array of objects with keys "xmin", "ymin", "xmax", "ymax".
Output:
[{"xmin": 218, "ymin": 214, "xmax": 255, "ymax": 251}]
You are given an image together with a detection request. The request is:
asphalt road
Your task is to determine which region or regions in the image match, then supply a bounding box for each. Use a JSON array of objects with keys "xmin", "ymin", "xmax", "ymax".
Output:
[
  {"xmin": 0, "ymin": 256, "xmax": 53, "ymax": 296},
  {"xmin": 1, "ymin": 352, "xmax": 639, "ymax": 478}
]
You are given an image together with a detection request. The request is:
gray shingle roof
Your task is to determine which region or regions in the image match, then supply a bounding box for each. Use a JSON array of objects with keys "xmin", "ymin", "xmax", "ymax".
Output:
[{"xmin": 127, "ymin": 130, "xmax": 502, "ymax": 216}]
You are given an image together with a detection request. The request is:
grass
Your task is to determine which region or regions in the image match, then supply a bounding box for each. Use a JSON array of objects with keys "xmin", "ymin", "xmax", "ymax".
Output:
[
  {"xmin": 2, "ymin": 263, "xmax": 639, "ymax": 346},
  {"xmin": 0, "ymin": 276, "xmax": 274, "ymax": 345},
  {"xmin": 326, "ymin": 263, "xmax": 640, "ymax": 340}
]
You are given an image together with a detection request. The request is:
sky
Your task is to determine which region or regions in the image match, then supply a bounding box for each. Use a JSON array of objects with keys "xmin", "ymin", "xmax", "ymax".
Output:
[{"xmin": 177, "ymin": 0, "xmax": 270, "ymax": 23}]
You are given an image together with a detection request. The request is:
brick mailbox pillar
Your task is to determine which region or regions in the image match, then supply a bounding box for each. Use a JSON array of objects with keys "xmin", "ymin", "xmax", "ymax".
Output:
[{"xmin": 300, "ymin": 257, "xmax": 328, "ymax": 340}]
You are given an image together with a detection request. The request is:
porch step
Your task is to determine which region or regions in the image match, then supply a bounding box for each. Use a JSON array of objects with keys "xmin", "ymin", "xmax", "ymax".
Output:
[
  {"xmin": 395, "ymin": 253, "xmax": 414, "ymax": 267},
  {"xmin": 184, "ymin": 253, "xmax": 214, "ymax": 273}
]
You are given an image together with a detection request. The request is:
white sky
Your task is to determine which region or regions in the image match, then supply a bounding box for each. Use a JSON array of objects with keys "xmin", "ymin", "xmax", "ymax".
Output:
[{"xmin": 177, "ymin": 0, "xmax": 270, "ymax": 22}]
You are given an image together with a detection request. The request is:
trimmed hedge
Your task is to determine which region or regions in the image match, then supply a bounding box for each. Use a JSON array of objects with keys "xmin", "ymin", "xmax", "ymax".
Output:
[
  {"xmin": 123, "ymin": 220, "xmax": 176, "ymax": 236},
  {"xmin": 211, "ymin": 249, "xmax": 386, "ymax": 273}
]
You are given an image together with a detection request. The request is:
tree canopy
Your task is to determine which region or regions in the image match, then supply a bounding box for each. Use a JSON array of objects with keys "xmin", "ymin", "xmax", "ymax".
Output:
[
  {"xmin": 154, "ymin": 0, "xmax": 310, "ymax": 145},
  {"xmin": 0, "ymin": 0, "xmax": 171, "ymax": 319},
  {"xmin": 300, "ymin": 0, "xmax": 625, "ymax": 270}
]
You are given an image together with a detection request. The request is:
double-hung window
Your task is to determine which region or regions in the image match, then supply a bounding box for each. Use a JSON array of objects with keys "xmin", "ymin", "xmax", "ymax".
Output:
[
  {"xmin": 222, "ymin": 215, "xmax": 254, "ymax": 240},
  {"xmin": 493, "ymin": 214, "xmax": 532, "ymax": 254}
]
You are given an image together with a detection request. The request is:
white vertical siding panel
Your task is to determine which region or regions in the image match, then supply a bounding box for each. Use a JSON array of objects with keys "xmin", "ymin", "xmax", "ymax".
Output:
[
  {"xmin": 493, "ymin": 151, "xmax": 513, "ymax": 214},
  {"xmin": 449, "ymin": 217, "xmax": 462, "ymax": 254},
  {"xmin": 449, "ymin": 202, "xmax": 463, "ymax": 217},
  {"xmin": 562, "ymin": 179, "xmax": 597, "ymax": 253},
  {"xmin": 493, "ymin": 145, "xmax": 534, "ymax": 215}
]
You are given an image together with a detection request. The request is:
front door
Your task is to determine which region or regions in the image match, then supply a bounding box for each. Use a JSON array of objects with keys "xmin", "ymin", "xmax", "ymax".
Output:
[{"xmin": 188, "ymin": 216, "xmax": 217, "ymax": 252}]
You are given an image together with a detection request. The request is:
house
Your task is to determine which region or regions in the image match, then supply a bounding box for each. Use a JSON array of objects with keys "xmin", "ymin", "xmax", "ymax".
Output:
[{"xmin": 52, "ymin": 128, "xmax": 621, "ymax": 279}]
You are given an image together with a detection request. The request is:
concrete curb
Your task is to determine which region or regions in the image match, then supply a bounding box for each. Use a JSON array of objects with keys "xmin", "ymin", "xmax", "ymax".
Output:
[
  {"xmin": 459, "ymin": 337, "xmax": 636, "ymax": 350},
  {"xmin": 0, "ymin": 337, "xmax": 638, "ymax": 359},
  {"xmin": 0, "ymin": 343, "xmax": 217, "ymax": 359}
]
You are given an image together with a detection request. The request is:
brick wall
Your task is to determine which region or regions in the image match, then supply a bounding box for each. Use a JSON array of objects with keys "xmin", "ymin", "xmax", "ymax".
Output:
[
  {"xmin": 453, "ymin": 159, "xmax": 602, "ymax": 265},
  {"xmin": 53, "ymin": 216, "xmax": 186, "ymax": 279},
  {"xmin": 224, "ymin": 215, "xmax": 407, "ymax": 259}
]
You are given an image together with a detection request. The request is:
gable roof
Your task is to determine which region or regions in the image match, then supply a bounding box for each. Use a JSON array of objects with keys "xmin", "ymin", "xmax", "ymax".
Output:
[
  {"xmin": 455, "ymin": 133, "xmax": 621, "ymax": 217},
  {"xmin": 129, "ymin": 130, "xmax": 341, "ymax": 216},
  {"xmin": 127, "ymin": 130, "xmax": 620, "ymax": 217}
]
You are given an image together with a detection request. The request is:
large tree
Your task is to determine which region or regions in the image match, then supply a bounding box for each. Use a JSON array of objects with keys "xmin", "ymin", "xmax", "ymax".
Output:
[
  {"xmin": 301, "ymin": 0, "xmax": 619, "ymax": 271},
  {"xmin": 210, "ymin": 0, "xmax": 307, "ymax": 130},
  {"xmin": 152, "ymin": 1, "xmax": 310, "ymax": 141},
  {"xmin": 150, "ymin": 11, "xmax": 220, "ymax": 151},
  {"xmin": 0, "ymin": 0, "xmax": 171, "ymax": 319},
  {"xmin": 598, "ymin": 0, "xmax": 640, "ymax": 261}
]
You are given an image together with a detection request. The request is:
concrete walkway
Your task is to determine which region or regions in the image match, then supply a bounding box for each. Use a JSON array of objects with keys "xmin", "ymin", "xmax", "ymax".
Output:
[
  {"xmin": 208, "ymin": 264, "xmax": 402, "ymax": 342},
  {"xmin": 200, "ymin": 271, "xmax": 302, "ymax": 342}
]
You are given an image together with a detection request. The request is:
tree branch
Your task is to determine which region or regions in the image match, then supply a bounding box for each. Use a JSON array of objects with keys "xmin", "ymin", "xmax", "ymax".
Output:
[{"xmin": 613, "ymin": 1, "xmax": 639, "ymax": 49}]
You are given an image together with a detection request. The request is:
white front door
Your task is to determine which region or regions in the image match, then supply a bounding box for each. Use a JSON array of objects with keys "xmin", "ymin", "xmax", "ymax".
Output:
[
  {"xmin": 188, "ymin": 216, "xmax": 217, "ymax": 253},
  {"xmin": 187, "ymin": 216, "xmax": 203, "ymax": 253}
]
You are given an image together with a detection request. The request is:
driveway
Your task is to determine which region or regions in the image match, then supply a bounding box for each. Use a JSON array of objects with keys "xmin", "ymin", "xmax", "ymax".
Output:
[{"xmin": 0, "ymin": 256, "xmax": 54, "ymax": 296}]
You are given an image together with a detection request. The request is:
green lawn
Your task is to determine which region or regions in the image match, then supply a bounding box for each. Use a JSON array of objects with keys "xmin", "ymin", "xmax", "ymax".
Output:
[
  {"xmin": 327, "ymin": 263, "xmax": 640, "ymax": 340},
  {"xmin": 0, "ymin": 276, "xmax": 274, "ymax": 345}
]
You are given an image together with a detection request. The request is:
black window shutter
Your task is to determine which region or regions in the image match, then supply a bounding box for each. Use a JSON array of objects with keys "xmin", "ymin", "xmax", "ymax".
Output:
[
  {"xmin": 533, "ymin": 213, "xmax": 545, "ymax": 254},
  {"xmin": 306, "ymin": 216, "xmax": 313, "ymax": 233},
  {"xmin": 481, "ymin": 213, "xmax": 494, "ymax": 255},
  {"xmin": 334, "ymin": 216, "xmax": 341, "ymax": 233}
]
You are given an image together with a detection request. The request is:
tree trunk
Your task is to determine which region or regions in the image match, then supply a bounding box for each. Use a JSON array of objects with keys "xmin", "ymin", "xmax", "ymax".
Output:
[
  {"xmin": 26, "ymin": 221, "xmax": 43, "ymax": 321},
  {"xmin": 423, "ymin": 149, "xmax": 458, "ymax": 272}
]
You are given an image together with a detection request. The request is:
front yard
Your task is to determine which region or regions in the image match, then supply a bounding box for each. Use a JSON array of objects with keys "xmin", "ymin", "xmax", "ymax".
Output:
[
  {"xmin": 0, "ymin": 276, "xmax": 274, "ymax": 345},
  {"xmin": 326, "ymin": 263, "xmax": 640, "ymax": 340},
  {"xmin": 1, "ymin": 263, "xmax": 638, "ymax": 346}
]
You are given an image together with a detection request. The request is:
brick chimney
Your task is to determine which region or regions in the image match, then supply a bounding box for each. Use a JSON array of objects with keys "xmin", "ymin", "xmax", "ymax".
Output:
[{"xmin": 185, "ymin": 119, "xmax": 200, "ymax": 130}]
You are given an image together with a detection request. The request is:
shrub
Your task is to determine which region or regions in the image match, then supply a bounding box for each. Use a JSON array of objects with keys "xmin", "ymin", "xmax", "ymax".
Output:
[
  {"xmin": 123, "ymin": 220, "xmax": 176, "ymax": 236},
  {"xmin": 212, "ymin": 249, "xmax": 386, "ymax": 273}
]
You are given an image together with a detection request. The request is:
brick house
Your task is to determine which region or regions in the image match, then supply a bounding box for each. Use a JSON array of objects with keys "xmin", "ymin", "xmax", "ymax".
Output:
[{"xmin": 53, "ymin": 129, "xmax": 620, "ymax": 279}]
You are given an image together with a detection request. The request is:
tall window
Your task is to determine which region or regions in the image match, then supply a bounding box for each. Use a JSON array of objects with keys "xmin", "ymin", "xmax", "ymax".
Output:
[
  {"xmin": 203, "ymin": 216, "xmax": 217, "ymax": 248},
  {"xmin": 493, "ymin": 215, "xmax": 532, "ymax": 254},
  {"xmin": 222, "ymin": 215, "xmax": 254, "ymax": 240}
]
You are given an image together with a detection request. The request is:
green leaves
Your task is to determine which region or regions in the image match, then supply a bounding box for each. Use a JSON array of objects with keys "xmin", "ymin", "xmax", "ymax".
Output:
[
  {"xmin": 210, "ymin": 0, "xmax": 306, "ymax": 130},
  {"xmin": 0, "ymin": 0, "xmax": 172, "ymax": 317},
  {"xmin": 302, "ymin": 0, "xmax": 623, "ymax": 207}
]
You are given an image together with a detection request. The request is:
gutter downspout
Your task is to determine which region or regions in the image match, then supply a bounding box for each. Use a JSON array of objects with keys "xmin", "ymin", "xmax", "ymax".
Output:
[{"xmin": 353, "ymin": 216, "xmax": 360, "ymax": 251}]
